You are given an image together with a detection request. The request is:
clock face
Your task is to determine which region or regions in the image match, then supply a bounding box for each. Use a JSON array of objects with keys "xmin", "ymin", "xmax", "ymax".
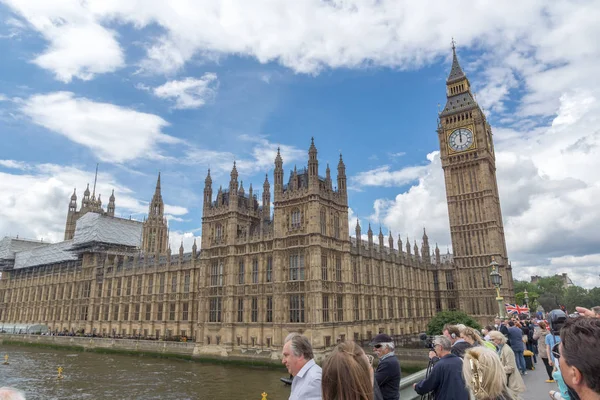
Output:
[{"xmin": 448, "ymin": 128, "xmax": 474, "ymax": 152}]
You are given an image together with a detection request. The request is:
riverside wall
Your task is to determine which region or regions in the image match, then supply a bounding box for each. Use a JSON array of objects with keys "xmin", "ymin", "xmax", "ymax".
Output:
[{"xmin": 0, "ymin": 334, "xmax": 429, "ymax": 369}]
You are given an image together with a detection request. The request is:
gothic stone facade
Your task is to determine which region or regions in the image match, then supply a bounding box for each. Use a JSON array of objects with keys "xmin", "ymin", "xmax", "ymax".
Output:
[{"xmin": 0, "ymin": 48, "xmax": 513, "ymax": 356}]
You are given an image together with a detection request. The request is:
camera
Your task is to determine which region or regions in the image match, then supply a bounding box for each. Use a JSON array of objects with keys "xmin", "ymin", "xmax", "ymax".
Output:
[
  {"xmin": 419, "ymin": 333, "xmax": 435, "ymax": 349},
  {"xmin": 548, "ymin": 309, "xmax": 567, "ymax": 335}
]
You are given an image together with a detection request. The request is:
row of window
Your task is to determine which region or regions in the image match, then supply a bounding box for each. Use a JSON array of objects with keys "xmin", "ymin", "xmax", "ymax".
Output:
[
  {"xmin": 1, "ymin": 302, "xmax": 190, "ymax": 323},
  {"xmin": 205, "ymin": 294, "xmax": 432, "ymax": 325},
  {"xmin": 1, "ymin": 271, "xmax": 193, "ymax": 304}
]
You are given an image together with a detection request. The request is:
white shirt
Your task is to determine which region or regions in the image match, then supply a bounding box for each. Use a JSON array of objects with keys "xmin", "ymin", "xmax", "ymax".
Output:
[{"xmin": 289, "ymin": 359, "xmax": 322, "ymax": 400}]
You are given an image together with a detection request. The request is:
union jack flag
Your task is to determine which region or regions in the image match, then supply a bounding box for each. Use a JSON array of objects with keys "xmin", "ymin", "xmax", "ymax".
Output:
[{"xmin": 505, "ymin": 303, "xmax": 530, "ymax": 315}]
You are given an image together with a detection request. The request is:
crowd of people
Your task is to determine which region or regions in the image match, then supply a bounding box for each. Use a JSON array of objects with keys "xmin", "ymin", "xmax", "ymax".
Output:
[
  {"xmin": 1, "ymin": 306, "xmax": 599, "ymax": 400},
  {"xmin": 282, "ymin": 305, "xmax": 600, "ymax": 400}
]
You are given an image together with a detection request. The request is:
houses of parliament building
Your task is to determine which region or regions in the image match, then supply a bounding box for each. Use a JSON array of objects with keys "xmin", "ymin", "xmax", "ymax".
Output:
[{"xmin": 0, "ymin": 47, "xmax": 514, "ymax": 355}]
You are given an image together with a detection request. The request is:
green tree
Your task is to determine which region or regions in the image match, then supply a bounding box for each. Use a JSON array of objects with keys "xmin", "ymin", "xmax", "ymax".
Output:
[
  {"xmin": 536, "ymin": 276, "xmax": 566, "ymax": 302},
  {"xmin": 563, "ymin": 286, "xmax": 589, "ymax": 311},
  {"xmin": 515, "ymin": 291, "xmax": 539, "ymax": 311},
  {"xmin": 588, "ymin": 287, "xmax": 600, "ymax": 308},
  {"xmin": 538, "ymin": 293, "xmax": 561, "ymax": 312},
  {"xmin": 426, "ymin": 311, "xmax": 482, "ymax": 335},
  {"xmin": 513, "ymin": 280, "xmax": 538, "ymax": 296}
]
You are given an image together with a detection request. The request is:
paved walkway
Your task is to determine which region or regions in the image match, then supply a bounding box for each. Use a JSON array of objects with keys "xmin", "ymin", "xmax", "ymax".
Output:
[{"xmin": 522, "ymin": 358, "xmax": 561, "ymax": 400}]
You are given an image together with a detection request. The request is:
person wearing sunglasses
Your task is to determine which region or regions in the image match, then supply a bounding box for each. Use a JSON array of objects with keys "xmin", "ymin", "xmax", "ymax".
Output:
[
  {"xmin": 551, "ymin": 317, "xmax": 600, "ymax": 400},
  {"xmin": 370, "ymin": 333, "xmax": 401, "ymax": 400},
  {"xmin": 413, "ymin": 335, "xmax": 470, "ymax": 400}
]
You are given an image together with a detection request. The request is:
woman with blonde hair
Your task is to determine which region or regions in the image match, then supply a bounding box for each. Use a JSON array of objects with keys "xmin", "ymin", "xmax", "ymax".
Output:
[
  {"xmin": 488, "ymin": 331, "xmax": 526, "ymax": 398},
  {"xmin": 322, "ymin": 341, "xmax": 379, "ymax": 400},
  {"xmin": 462, "ymin": 327, "xmax": 497, "ymax": 351},
  {"xmin": 463, "ymin": 346, "xmax": 515, "ymax": 400}
]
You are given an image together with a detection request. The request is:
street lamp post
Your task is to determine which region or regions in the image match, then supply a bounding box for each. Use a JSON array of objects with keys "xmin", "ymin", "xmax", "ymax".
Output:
[{"xmin": 490, "ymin": 261, "xmax": 505, "ymax": 318}]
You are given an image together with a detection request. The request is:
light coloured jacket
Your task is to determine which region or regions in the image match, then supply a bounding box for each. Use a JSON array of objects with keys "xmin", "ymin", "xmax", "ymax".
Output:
[
  {"xmin": 533, "ymin": 329, "xmax": 549, "ymax": 359},
  {"xmin": 498, "ymin": 344, "xmax": 526, "ymax": 395}
]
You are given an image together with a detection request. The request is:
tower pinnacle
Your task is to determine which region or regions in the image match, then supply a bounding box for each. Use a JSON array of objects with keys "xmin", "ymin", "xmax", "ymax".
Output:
[{"xmin": 447, "ymin": 40, "xmax": 466, "ymax": 84}]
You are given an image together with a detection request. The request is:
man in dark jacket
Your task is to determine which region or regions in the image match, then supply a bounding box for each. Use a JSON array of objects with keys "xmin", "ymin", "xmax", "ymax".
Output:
[
  {"xmin": 507, "ymin": 321, "xmax": 527, "ymax": 375},
  {"xmin": 414, "ymin": 335, "xmax": 469, "ymax": 400},
  {"xmin": 371, "ymin": 333, "xmax": 401, "ymax": 400}
]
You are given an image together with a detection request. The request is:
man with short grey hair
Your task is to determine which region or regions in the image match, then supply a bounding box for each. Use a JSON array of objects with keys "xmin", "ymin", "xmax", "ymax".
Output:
[
  {"xmin": 371, "ymin": 333, "xmax": 401, "ymax": 400},
  {"xmin": 413, "ymin": 336, "xmax": 469, "ymax": 400},
  {"xmin": 0, "ymin": 387, "xmax": 26, "ymax": 400},
  {"xmin": 281, "ymin": 334, "xmax": 321, "ymax": 400}
]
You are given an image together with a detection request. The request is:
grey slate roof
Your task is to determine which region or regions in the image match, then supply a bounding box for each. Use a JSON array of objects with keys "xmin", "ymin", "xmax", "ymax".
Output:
[
  {"xmin": 447, "ymin": 48, "xmax": 466, "ymax": 83},
  {"xmin": 440, "ymin": 91, "xmax": 477, "ymax": 117},
  {"xmin": 3, "ymin": 213, "xmax": 143, "ymax": 270},
  {"xmin": 14, "ymin": 240, "xmax": 78, "ymax": 269},
  {"xmin": 72, "ymin": 212, "xmax": 143, "ymax": 248},
  {"xmin": 0, "ymin": 237, "xmax": 49, "ymax": 261}
]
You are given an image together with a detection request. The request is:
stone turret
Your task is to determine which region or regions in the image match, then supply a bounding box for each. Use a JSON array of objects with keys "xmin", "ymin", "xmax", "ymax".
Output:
[
  {"xmin": 107, "ymin": 190, "xmax": 115, "ymax": 216},
  {"xmin": 262, "ymin": 174, "xmax": 271, "ymax": 221},
  {"xmin": 204, "ymin": 169, "xmax": 212, "ymax": 210}
]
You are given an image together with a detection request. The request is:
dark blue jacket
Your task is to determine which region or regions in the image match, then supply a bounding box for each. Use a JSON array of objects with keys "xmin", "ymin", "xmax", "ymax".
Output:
[
  {"xmin": 375, "ymin": 354, "xmax": 401, "ymax": 400},
  {"xmin": 415, "ymin": 354, "xmax": 469, "ymax": 400},
  {"xmin": 507, "ymin": 326, "xmax": 525, "ymax": 352}
]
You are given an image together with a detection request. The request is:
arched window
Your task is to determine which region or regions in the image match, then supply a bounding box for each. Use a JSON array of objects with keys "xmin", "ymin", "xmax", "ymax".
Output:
[
  {"xmin": 334, "ymin": 213, "xmax": 340, "ymax": 239},
  {"xmin": 320, "ymin": 208, "xmax": 326, "ymax": 235},
  {"xmin": 215, "ymin": 223, "xmax": 222, "ymax": 241},
  {"xmin": 291, "ymin": 208, "xmax": 301, "ymax": 229}
]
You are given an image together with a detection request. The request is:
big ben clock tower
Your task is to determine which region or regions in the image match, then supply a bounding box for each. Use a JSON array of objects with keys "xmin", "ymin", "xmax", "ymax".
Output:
[{"xmin": 438, "ymin": 43, "xmax": 514, "ymax": 318}]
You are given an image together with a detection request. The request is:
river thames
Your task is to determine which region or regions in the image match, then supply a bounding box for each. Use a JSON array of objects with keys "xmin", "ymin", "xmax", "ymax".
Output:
[{"xmin": 0, "ymin": 345, "xmax": 292, "ymax": 400}]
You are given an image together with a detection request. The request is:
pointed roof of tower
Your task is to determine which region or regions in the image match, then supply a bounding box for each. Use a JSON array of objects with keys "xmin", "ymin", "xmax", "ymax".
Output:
[
  {"xmin": 155, "ymin": 172, "xmax": 162, "ymax": 194},
  {"xmin": 338, "ymin": 153, "xmax": 345, "ymax": 170},
  {"xmin": 231, "ymin": 161, "xmax": 238, "ymax": 178},
  {"xmin": 447, "ymin": 40, "xmax": 466, "ymax": 84},
  {"xmin": 109, "ymin": 189, "xmax": 115, "ymax": 202},
  {"xmin": 423, "ymin": 227, "xmax": 429, "ymax": 240},
  {"xmin": 71, "ymin": 188, "xmax": 77, "ymax": 200},
  {"xmin": 367, "ymin": 223, "xmax": 373, "ymax": 234},
  {"xmin": 275, "ymin": 147, "xmax": 283, "ymax": 166},
  {"xmin": 238, "ymin": 180, "xmax": 245, "ymax": 195},
  {"xmin": 309, "ymin": 137, "xmax": 317, "ymax": 155},
  {"xmin": 263, "ymin": 173, "xmax": 270, "ymax": 187},
  {"xmin": 84, "ymin": 183, "xmax": 90, "ymax": 196},
  {"xmin": 205, "ymin": 168, "xmax": 212, "ymax": 185},
  {"xmin": 355, "ymin": 218, "xmax": 361, "ymax": 231}
]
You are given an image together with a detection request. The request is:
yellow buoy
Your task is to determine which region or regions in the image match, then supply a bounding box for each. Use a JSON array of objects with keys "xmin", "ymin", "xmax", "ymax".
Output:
[
  {"xmin": 57, "ymin": 366, "xmax": 64, "ymax": 380},
  {"xmin": 261, "ymin": 392, "xmax": 268, "ymax": 400},
  {"xmin": 2, "ymin": 354, "xmax": 8, "ymax": 365}
]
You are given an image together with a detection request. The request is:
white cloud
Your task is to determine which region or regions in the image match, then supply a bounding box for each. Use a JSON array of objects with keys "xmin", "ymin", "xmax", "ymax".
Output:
[
  {"xmin": 389, "ymin": 152, "xmax": 406, "ymax": 158},
  {"xmin": 151, "ymin": 74, "xmax": 219, "ymax": 109},
  {"xmin": 20, "ymin": 92, "xmax": 179, "ymax": 163},
  {"xmin": 0, "ymin": 162, "xmax": 189, "ymax": 244},
  {"xmin": 168, "ymin": 230, "xmax": 201, "ymax": 253},
  {"xmin": 1, "ymin": 1, "xmax": 596, "ymax": 116},
  {"xmin": 0, "ymin": 159, "xmax": 32, "ymax": 170},
  {"xmin": 183, "ymin": 134, "xmax": 306, "ymax": 178},
  {"xmin": 3, "ymin": 0, "xmax": 124, "ymax": 82},
  {"xmin": 351, "ymin": 164, "xmax": 428, "ymax": 188}
]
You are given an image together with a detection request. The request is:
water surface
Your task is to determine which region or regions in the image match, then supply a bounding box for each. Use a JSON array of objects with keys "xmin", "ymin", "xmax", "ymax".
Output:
[{"xmin": 0, "ymin": 345, "xmax": 291, "ymax": 400}]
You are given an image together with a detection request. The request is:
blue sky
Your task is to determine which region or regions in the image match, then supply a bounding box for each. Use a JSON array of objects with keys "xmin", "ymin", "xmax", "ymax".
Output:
[{"xmin": 1, "ymin": 0, "xmax": 600, "ymax": 288}]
